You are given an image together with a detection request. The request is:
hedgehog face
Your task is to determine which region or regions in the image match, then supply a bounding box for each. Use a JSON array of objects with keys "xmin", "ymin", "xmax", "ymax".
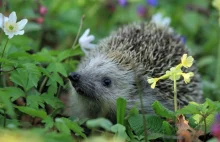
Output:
[{"xmin": 68, "ymin": 53, "xmax": 135, "ymax": 107}]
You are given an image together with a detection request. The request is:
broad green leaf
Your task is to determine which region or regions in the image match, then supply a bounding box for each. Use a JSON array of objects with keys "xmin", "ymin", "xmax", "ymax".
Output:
[
  {"xmin": 10, "ymin": 63, "xmax": 41, "ymax": 91},
  {"xmin": 16, "ymin": 106, "xmax": 47, "ymax": 119},
  {"xmin": 86, "ymin": 118, "xmax": 113, "ymax": 131},
  {"xmin": 128, "ymin": 114, "xmax": 163, "ymax": 135},
  {"xmin": 152, "ymin": 101, "xmax": 175, "ymax": 119},
  {"xmin": 162, "ymin": 121, "xmax": 174, "ymax": 142},
  {"xmin": 190, "ymin": 113, "xmax": 215, "ymax": 133},
  {"xmin": 117, "ymin": 97, "xmax": 127, "ymax": 125},
  {"xmin": 177, "ymin": 102, "xmax": 201, "ymax": 115}
]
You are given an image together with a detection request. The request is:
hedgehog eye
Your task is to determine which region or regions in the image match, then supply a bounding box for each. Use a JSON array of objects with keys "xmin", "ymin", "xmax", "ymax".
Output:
[{"xmin": 102, "ymin": 77, "xmax": 112, "ymax": 87}]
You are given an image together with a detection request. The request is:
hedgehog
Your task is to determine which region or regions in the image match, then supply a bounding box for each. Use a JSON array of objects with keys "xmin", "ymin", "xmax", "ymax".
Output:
[{"xmin": 67, "ymin": 23, "xmax": 203, "ymax": 121}]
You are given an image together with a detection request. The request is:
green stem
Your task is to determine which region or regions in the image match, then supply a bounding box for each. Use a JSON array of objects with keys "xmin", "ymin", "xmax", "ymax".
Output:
[
  {"xmin": 72, "ymin": 15, "xmax": 85, "ymax": 49},
  {"xmin": 39, "ymin": 76, "xmax": 48, "ymax": 93},
  {"xmin": 173, "ymin": 75, "xmax": 177, "ymax": 112},
  {"xmin": 0, "ymin": 38, "xmax": 9, "ymax": 71},
  {"xmin": 203, "ymin": 116, "xmax": 207, "ymax": 142}
]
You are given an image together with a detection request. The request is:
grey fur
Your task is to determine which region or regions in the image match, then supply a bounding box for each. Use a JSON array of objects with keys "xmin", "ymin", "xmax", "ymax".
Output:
[{"xmin": 68, "ymin": 23, "xmax": 203, "ymax": 121}]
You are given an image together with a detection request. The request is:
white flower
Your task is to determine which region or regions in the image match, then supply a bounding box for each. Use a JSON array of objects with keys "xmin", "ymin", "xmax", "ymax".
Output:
[
  {"xmin": 0, "ymin": 11, "xmax": 28, "ymax": 39},
  {"xmin": 151, "ymin": 13, "xmax": 171, "ymax": 27},
  {"xmin": 79, "ymin": 28, "xmax": 96, "ymax": 55}
]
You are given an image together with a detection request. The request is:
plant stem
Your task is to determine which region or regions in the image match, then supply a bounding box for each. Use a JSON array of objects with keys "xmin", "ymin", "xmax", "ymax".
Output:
[
  {"xmin": 173, "ymin": 75, "xmax": 177, "ymax": 112},
  {"xmin": 39, "ymin": 76, "xmax": 48, "ymax": 93},
  {"xmin": 72, "ymin": 15, "xmax": 85, "ymax": 49},
  {"xmin": 203, "ymin": 116, "xmax": 207, "ymax": 142},
  {"xmin": 0, "ymin": 38, "xmax": 9, "ymax": 73}
]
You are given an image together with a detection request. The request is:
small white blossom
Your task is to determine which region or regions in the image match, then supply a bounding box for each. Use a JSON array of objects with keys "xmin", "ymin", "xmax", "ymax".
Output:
[
  {"xmin": 0, "ymin": 11, "xmax": 28, "ymax": 39},
  {"xmin": 151, "ymin": 13, "xmax": 171, "ymax": 27},
  {"xmin": 79, "ymin": 28, "xmax": 96, "ymax": 55}
]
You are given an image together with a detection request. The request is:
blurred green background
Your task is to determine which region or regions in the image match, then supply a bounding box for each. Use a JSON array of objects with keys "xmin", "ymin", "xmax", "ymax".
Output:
[{"xmin": 0, "ymin": 0, "xmax": 219, "ymax": 100}]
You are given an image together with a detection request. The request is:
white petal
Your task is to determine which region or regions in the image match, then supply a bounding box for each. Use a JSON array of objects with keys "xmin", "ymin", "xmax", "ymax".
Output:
[
  {"xmin": 0, "ymin": 14, "xmax": 8, "ymax": 28},
  {"xmin": 8, "ymin": 33, "xmax": 14, "ymax": 39},
  {"xmin": 17, "ymin": 19, "xmax": 28, "ymax": 30},
  {"xmin": 85, "ymin": 43, "xmax": 96, "ymax": 49},
  {"xmin": 15, "ymin": 30, "xmax": 24, "ymax": 35},
  {"xmin": 81, "ymin": 29, "xmax": 90, "ymax": 38},
  {"xmin": 86, "ymin": 35, "xmax": 95, "ymax": 42},
  {"xmin": 0, "ymin": 13, "xmax": 3, "ymax": 28},
  {"xmin": 8, "ymin": 11, "xmax": 17, "ymax": 23},
  {"xmin": 162, "ymin": 17, "xmax": 171, "ymax": 26}
]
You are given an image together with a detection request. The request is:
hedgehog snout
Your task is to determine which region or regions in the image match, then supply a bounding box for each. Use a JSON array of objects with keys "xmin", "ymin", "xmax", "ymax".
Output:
[{"xmin": 68, "ymin": 72, "xmax": 80, "ymax": 82}]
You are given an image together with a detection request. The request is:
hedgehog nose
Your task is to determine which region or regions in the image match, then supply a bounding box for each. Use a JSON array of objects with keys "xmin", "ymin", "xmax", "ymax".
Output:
[{"xmin": 68, "ymin": 72, "xmax": 80, "ymax": 82}]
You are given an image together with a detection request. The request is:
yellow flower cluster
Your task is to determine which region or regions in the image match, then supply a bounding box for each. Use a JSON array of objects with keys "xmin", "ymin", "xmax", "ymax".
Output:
[{"xmin": 147, "ymin": 54, "xmax": 194, "ymax": 89}]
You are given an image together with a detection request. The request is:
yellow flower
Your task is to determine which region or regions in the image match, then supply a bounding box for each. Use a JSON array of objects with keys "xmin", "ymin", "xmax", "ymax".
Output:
[
  {"xmin": 165, "ymin": 67, "xmax": 182, "ymax": 81},
  {"xmin": 147, "ymin": 78, "xmax": 159, "ymax": 89},
  {"xmin": 212, "ymin": 0, "xmax": 220, "ymax": 11},
  {"xmin": 181, "ymin": 72, "xmax": 194, "ymax": 84},
  {"xmin": 181, "ymin": 54, "xmax": 194, "ymax": 68}
]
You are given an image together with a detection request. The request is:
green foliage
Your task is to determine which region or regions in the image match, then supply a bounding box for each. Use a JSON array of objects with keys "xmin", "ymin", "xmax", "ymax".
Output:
[
  {"xmin": 111, "ymin": 124, "xmax": 130, "ymax": 141},
  {"xmin": 116, "ymin": 97, "xmax": 127, "ymax": 125},
  {"xmin": 177, "ymin": 99, "xmax": 220, "ymax": 132},
  {"xmin": 0, "ymin": 0, "xmax": 219, "ymax": 141},
  {"xmin": 86, "ymin": 118, "xmax": 113, "ymax": 131},
  {"xmin": 152, "ymin": 101, "xmax": 175, "ymax": 119}
]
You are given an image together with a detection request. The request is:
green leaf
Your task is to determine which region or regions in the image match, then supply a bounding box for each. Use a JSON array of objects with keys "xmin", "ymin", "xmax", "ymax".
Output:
[
  {"xmin": 117, "ymin": 97, "xmax": 127, "ymax": 125},
  {"xmin": 55, "ymin": 118, "xmax": 71, "ymax": 135},
  {"xmin": 10, "ymin": 63, "xmax": 41, "ymax": 91},
  {"xmin": 43, "ymin": 116, "xmax": 54, "ymax": 130},
  {"xmin": 0, "ymin": 87, "xmax": 25, "ymax": 101},
  {"xmin": 47, "ymin": 62, "xmax": 67, "ymax": 77},
  {"xmin": 0, "ymin": 92, "xmax": 15, "ymax": 118},
  {"xmin": 57, "ymin": 49, "xmax": 83, "ymax": 62},
  {"xmin": 111, "ymin": 124, "xmax": 130, "ymax": 141},
  {"xmin": 162, "ymin": 121, "xmax": 175, "ymax": 142},
  {"xmin": 46, "ymin": 72, "xmax": 64, "ymax": 86},
  {"xmin": 27, "ymin": 95, "xmax": 45, "ymax": 109},
  {"xmin": 32, "ymin": 49, "xmax": 55, "ymax": 63},
  {"xmin": 190, "ymin": 113, "xmax": 215, "ymax": 133},
  {"xmin": 177, "ymin": 102, "xmax": 201, "ymax": 115},
  {"xmin": 128, "ymin": 114, "xmax": 163, "ymax": 135},
  {"xmin": 86, "ymin": 118, "xmax": 113, "ymax": 131},
  {"xmin": 16, "ymin": 106, "xmax": 47, "ymax": 119},
  {"xmin": 41, "ymin": 94, "xmax": 64, "ymax": 109},
  {"xmin": 152, "ymin": 101, "xmax": 175, "ymax": 119},
  {"xmin": 62, "ymin": 117, "xmax": 86, "ymax": 138}
]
